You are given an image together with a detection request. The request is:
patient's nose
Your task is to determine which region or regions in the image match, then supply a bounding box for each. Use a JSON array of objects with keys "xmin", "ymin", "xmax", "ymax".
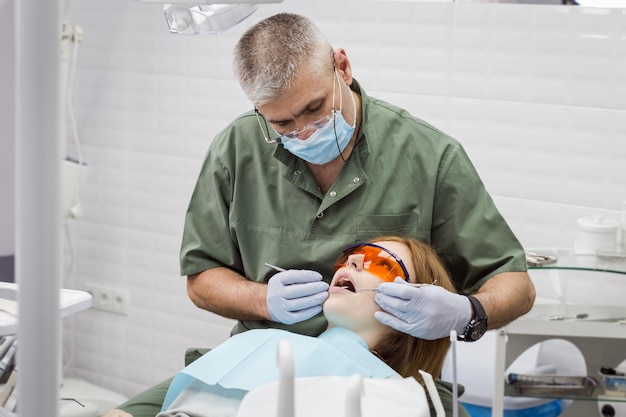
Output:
[{"xmin": 346, "ymin": 254, "xmax": 365, "ymax": 271}]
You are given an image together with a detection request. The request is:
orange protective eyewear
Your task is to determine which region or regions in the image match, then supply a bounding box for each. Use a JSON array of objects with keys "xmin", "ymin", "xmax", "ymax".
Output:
[{"xmin": 333, "ymin": 243, "xmax": 411, "ymax": 283}]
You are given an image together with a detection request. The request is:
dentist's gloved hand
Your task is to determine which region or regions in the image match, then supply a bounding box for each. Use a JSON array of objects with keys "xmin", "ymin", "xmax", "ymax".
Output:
[
  {"xmin": 374, "ymin": 277, "xmax": 472, "ymax": 340},
  {"xmin": 267, "ymin": 269, "xmax": 329, "ymax": 325}
]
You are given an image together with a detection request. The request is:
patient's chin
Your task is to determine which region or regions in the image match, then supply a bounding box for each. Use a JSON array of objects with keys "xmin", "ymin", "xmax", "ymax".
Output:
[
  {"xmin": 322, "ymin": 298, "xmax": 346, "ymax": 326},
  {"xmin": 324, "ymin": 299, "xmax": 382, "ymax": 335}
]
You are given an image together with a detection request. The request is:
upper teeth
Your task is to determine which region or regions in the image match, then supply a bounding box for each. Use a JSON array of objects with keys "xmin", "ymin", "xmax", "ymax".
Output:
[{"xmin": 337, "ymin": 278, "xmax": 355, "ymax": 291}]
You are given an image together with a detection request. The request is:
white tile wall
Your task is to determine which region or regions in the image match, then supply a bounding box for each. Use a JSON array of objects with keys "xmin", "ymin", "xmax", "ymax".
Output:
[
  {"xmin": 59, "ymin": 0, "xmax": 626, "ymax": 403},
  {"xmin": 0, "ymin": 0, "xmax": 15, "ymax": 256}
]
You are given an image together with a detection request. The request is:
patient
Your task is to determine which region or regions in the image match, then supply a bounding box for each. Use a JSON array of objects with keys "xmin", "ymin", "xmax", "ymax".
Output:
[{"xmin": 105, "ymin": 237, "xmax": 469, "ymax": 417}]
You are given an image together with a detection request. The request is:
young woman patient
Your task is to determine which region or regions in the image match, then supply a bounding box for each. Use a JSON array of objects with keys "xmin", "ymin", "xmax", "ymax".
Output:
[{"xmin": 107, "ymin": 237, "xmax": 469, "ymax": 417}]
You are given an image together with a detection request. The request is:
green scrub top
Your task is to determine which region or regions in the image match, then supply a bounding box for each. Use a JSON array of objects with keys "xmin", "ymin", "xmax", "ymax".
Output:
[{"xmin": 180, "ymin": 80, "xmax": 527, "ymax": 337}]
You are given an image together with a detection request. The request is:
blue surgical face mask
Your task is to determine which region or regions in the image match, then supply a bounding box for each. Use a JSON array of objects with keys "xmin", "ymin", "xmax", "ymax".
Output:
[{"xmin": 281, "ymin": 70, "xmax": 356, "ymax": 165}]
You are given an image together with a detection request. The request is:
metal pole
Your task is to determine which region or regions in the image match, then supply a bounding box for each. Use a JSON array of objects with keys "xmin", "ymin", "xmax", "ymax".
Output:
[
  {"xmin": 492, "ymin": 329, "xmax": 507, "ymax": 417},
  {"xmin": 15, "ymin": 0, "xmax": 62, "ymax": 415}
]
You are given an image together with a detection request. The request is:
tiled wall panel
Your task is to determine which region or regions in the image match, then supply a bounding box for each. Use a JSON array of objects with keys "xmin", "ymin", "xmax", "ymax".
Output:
[{"xmin": 60, "ymin": 0, "xmax": 626, "ymax": 401}]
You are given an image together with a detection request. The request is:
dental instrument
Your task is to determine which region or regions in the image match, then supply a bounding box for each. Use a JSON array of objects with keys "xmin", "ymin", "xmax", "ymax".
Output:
[
  {"xmin": 266, "ymin": 262, "xmax": 436, "ymax": 293},
  {"xmin": 277, "ymin": 340, "xmax": 294, "ymax": 417},
  {"xmin": 549, "ymin": 313, "xmax": 589, "ymax": 321},
  {"xmin": 346, "ymin": 374, "xmax": 364, "ymax": 417},
  {"xmin": 450, "ymin": 330, "xmax": 458, "ymax": 417},
  {"xmin": 265, "ymin": 263, "xmax": 287, "ymax": 272}
]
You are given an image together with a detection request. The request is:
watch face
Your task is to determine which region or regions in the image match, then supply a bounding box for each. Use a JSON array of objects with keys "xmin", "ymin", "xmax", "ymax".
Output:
[{"xmin": 469, "ymin": 321, "xmax": 488, "ymax": 341}]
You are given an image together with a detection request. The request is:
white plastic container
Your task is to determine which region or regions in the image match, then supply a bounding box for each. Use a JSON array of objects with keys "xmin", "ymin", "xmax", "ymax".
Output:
[
  {"xmin": 60, "ymin": 158, "xmax": 90, "ymax": 220},
  {"xmin": 574, "ymin": 215, "xmax": 618, "ymax": 255}
]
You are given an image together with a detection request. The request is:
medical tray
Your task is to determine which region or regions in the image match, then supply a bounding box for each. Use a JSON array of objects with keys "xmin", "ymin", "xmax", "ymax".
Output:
[{"xmin": 508, "ymin": 374, "xmax": 597, "ymax": 397}]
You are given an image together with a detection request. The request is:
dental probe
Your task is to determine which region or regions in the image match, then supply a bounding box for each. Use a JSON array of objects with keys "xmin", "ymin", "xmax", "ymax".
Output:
[
  {"xmin": 358, "ymin": 280, "xmax": 438, "ymax": 292},
  {"xmin": 265, "ymin": 262, "xmax": 287, "ymax": 272}
]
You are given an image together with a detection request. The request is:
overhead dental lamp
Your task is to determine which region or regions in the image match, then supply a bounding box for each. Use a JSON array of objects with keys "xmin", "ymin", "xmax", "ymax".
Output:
[{"xmin": 136, "ymin": 0, "xmax": 283, "ymax": 35}]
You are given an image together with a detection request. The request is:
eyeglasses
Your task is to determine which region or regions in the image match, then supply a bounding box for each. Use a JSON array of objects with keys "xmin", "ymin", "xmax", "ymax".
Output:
[
  {"xmin": 333, "ymin": 243, "xmax": 411, "ymax": 283},
  {"xmin": 255, "ymin": 67, "xmax": 339, "ymax": 144},
  {"xmin": 255, "ymin": 110, "xmax": 333, "ymax": 144}
]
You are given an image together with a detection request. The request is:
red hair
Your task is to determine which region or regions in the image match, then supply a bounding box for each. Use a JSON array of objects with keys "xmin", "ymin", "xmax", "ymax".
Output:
[{"xmin": 368, "ymin": 237, "xmax": 455, "ymax": 382}]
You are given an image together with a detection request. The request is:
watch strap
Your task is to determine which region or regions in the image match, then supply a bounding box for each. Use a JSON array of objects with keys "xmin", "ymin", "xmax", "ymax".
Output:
[{"xmin": 467, "ymin": 295, "xmax": 487, "ymax": 321}]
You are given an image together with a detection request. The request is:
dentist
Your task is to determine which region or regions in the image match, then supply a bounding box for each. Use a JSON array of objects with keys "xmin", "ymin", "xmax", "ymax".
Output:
[{"xmin": 105, "ymin": 12, "xmax": 535, "ymax": 417}]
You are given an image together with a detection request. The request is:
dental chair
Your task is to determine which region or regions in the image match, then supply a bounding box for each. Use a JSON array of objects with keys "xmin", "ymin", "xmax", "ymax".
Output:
[
  {"xmin": 442, "ymin": 330, "xmax": 586, "ymax": 417},
  {"xmin": 236, "ymin": 340, "xmax": 440, "ymax": 417}
]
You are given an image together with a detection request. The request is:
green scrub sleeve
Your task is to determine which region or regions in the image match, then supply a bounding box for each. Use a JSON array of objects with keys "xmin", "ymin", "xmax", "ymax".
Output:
[
  {"xmin": 432, "ymin": 142, "xmax": 527, "ymax": 294},
  {"xmin": 180, "ymin": 146, "xmax": 243, "ymax": 277}
]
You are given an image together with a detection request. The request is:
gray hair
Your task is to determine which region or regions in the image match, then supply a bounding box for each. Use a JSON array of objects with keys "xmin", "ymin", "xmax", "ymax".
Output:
[{"xmin": 233, "ymin": 13, "xmax": 334, "ymax": 106}]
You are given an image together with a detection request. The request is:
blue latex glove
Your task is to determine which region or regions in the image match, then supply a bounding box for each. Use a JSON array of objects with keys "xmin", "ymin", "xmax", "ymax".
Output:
[
  {"xmin": 374, "ymin": 277, "xmax": 472, "ymax": 340},
  {"xmin": 267, "ymin": 269, "xmax": 329, "ymax": 325}
]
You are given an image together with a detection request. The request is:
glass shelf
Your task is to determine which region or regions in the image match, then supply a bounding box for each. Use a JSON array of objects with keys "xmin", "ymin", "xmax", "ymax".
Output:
[{"xmin": 526, "ymin": 248, "xmax": 626, "ymax": 275}]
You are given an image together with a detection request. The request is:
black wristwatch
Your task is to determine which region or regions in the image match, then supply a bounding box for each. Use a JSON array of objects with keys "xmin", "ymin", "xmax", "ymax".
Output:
[{"xmin": 457, "ymin": 295, "xmax": 488, "ymax": 342}]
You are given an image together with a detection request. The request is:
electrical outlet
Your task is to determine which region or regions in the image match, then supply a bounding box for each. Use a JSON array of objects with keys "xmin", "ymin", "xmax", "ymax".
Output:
[
  {"xmin": 84, "ymin": 283, "xmax": 130, "ymax": 316},
  {"xmin": 111, "ymin": 288, "xmax": 130, "ymax": 315}
]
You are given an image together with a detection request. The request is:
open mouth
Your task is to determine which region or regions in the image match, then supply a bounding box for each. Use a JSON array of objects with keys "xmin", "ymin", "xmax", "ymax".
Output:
[{"xmin": 335, "ymin": 277, "xmax": 356, "ymax": 293}]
